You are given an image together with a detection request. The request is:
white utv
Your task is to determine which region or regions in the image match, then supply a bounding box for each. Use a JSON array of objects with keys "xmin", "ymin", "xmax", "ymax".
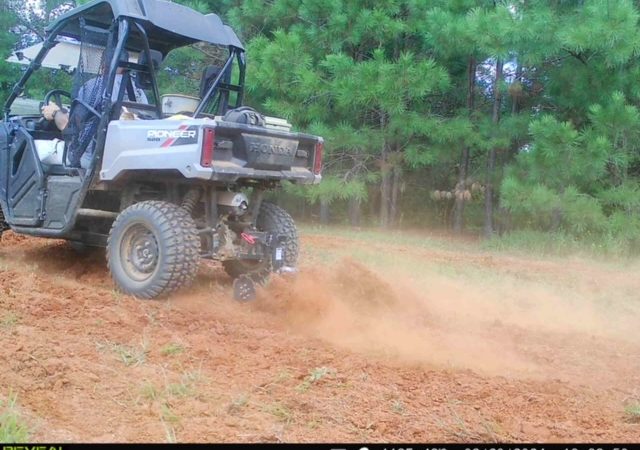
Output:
[{"xmin": 0, "ymin": 0, "xmax": 323, "ymax": 299}]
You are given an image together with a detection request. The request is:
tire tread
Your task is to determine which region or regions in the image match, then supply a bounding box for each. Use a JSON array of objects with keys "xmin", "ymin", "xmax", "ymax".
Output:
[{"xmin": 107, "ymin": 200, "xmax": 199, "ymax": 299}]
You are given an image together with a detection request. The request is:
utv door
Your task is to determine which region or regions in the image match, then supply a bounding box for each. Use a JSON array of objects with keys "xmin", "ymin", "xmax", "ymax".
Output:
[{"xmin": 0, "ymin": 126, "xmax": 46, "ymax": 227}]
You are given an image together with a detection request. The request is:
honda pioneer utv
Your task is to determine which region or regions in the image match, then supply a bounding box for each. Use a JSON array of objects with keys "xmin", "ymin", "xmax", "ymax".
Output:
[{"xmin": 0, "ymin": 0, "xmax": 323, "ymax": 299}]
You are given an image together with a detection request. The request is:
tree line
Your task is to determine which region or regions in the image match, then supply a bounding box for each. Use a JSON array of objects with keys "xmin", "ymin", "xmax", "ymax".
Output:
[{"xmin": 3, "ymin": 0, "xmax": 640, "ymax": 252}]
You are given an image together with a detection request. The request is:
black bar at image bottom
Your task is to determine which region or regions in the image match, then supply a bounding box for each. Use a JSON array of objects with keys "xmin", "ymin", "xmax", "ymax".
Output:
[{"xmin": 0, "ymin": 444, "xmax": 636, "ymax": 450}]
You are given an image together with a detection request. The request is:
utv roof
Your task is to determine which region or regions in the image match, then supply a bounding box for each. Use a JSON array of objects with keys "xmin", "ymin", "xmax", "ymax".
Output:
[{"xmin": 46, "ymin": 0, "xmax": 244, "ymax": 55}]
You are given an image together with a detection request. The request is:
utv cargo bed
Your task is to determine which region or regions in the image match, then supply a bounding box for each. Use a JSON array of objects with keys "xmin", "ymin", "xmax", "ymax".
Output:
[{"xmin": 100, "ymin": 119, "xmax": 323, "ymax": 184}]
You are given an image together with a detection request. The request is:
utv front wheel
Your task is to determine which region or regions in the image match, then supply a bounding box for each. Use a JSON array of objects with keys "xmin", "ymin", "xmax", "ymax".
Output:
[
  {"xmin": 222, "ymin": 201, "xmax": 298, "ymax": 279},
  {"xmin": 107, "ymin": 201, "xmax": 200, "ymax": 299}
]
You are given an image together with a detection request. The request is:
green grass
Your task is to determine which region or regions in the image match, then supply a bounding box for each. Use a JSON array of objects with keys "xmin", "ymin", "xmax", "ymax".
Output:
[
  {"xmin": 159, "ymin": 402, "xmax": 180, "ymax": 442},
  {"xmin": 0, "ymin": 393, "xmax": 30, "ymax": 442},
  {"xmin": 96, "ymin": 339, "xmax": 149, "ymax": 367},
  {"xmin": 483, "ymin": 229, "xmax": 640, "ymax": 260},
  {"xmin": 391, "ymin": 399, "xmax": 405, "ymax": 415},
  {"xmin": 112, "ymin": 342, "xmax": 149, "ymax": 367},
  {"xmin": 162, "ymin": 421, "xmax": 177, "ymax": 443},
  {"xmin": 139, "ymin": 381, "xmax": 160, "ymax": 402},
  {"xmin": 138, "ymin": 369, "xmax": 205, "ymax": 406},
  {"xmin": 301, "ymin": 223, "xmax": 640, "ymax": 262},
  {"xmin": 160, "ymin": 343, "xmax": 185, "ymax": 357},
  {"xmin": 160, "ymin": 402, "xmax": 180, "ymax": 424},
  {"xmin": 296, "ymin": 367, "xmax": 335, "ymax": 393},
  {"xmin": 624, "ymin": 401, "xmax": 640, "ymax": 423},
  {"xmin": 169, "ymin": 369, "xmax": 205, "ymax": 397},
  {"xmin": 110, "ymin": 289, "xmax": 123, "ymax": 303},
  {"xmin": 0, "ymin": 312, "xmax": 19, "ymax": 330},
  {"xmin": 263, "ymin": 402, "xmax": 294, "ymax": 424},
  {"xmin": 227, "ymin": 393, "xmax": 249, "ymax": 414}
]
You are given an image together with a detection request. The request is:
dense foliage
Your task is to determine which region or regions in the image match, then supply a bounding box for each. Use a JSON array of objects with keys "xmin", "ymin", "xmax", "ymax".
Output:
[{"xmin": 3, "ymin": 0, "xmax": 640, "ymax": 251}]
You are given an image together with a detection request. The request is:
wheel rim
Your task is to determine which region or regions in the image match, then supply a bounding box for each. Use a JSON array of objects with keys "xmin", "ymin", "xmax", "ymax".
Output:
[{"xmin": 120, "ymin": 222, "xmax": 160, "ymax": 282}]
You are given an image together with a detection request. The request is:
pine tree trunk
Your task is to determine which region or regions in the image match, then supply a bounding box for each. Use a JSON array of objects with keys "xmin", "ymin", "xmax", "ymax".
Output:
[
  {"xmin": 380, "ymin": 165, "xmax": 391, "ymax": 228},
  {"xmin": 320, "ymin": 199, "xmax": 330, "ymax": 224},
  {"xmin": 379, "ymin": 113, "xmax": 391, "ymax": 228},
  {"xmin": 509, "ymin": 62, "xmax": 522, "ymax": 159},
  {"xmin": 348, "ymin": 197, "xmax": 360, "ymax": 226},
  {"xmin": 390, "ymin": 163, "xmax": 401, "ymax": 227},
  {"xmin": 452, "ymin": 147, "xmax": 469, "ymax": 233},
  {"xmin": 369, "ymin": 185, "xmax": 377, "ymax": 223},
  {"xmin": 484, "ymin": 58, "xmax": 503, "ymax": 238},
  {"xmin": 453, "ymin": 56, "xmax": 476, "ymax": 234}
]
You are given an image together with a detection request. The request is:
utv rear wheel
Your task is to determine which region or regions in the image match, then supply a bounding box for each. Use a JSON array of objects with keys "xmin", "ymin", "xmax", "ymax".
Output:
[
  {"xmin": 107, "ymin": 201, "xmax": 200, "ymax": 299},
  {"xmin": 222, "ymin": 202, "xmax": 298, "ymax": 279}
]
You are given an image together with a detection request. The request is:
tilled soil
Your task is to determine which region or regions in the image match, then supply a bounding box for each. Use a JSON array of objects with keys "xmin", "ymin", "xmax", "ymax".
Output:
[{"xmin": 0, "ymin": 230, "xmax": 639, "ymax": 442}]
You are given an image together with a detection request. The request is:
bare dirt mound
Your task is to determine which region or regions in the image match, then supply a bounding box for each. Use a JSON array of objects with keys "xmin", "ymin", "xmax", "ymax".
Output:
[{"xmin": 0, "ymin": 231, "xmax": 638, "ymax": 442}]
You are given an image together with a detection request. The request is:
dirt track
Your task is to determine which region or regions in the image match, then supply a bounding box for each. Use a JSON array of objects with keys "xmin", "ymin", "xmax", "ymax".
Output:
[{"xmin": 0, "ymin": 228, "xmax": 639, "ymax": 442}]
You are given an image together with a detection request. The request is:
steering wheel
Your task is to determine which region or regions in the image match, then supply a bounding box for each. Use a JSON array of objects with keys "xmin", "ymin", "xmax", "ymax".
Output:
[
  {"xmin": 39, "ymin": 89, "xmax": 72, "ymax": 129},
  {"xmin": 43, "ymin": 89, "xmax": 72, "ymax": 110}
]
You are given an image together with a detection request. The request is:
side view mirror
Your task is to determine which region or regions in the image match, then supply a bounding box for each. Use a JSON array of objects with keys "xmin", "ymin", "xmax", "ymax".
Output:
[{"xmin": 15, "ymin": 51, "xmax": 33, "ymax": 63}]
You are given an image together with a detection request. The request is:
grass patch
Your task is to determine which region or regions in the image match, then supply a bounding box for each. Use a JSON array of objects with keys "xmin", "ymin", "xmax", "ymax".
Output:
[
  {"xmin": 160, "ymin": 402, "xmax": 180, "ymax": 424},
  {"xmin": 391, "ymin": 399, "xmax": 405, "ymax": 415},
  {"xmin": 624, "ymin": 401, "xmax": 640, "ymax": 423},
  {"xmin": 159, "ymin": 402, "xmax": 181, "ymax": 442},
  {"xmin": 0, "ymin": 393, "xmax": 30, "ymax": 442},
  {"xmin": 274, "ymin": 370, "xmax": 292, "ymax": 384},
  {"xmin": 264, "ymin": 402, "xmax": 294, "ymax": 424},
  {"xmin": 296, "ymin": 366, "xmax": 335, "ymax": 393},
  {"xmin": 136, "ymin": 369, "xmax": 206, "ymax": 442},
  {"xmin": 483, "ymin": 229, "xmax": 640, "ymax": 259},
  {"xmin": 138, "ymin": 369, "xmax": 205, "ymax": 406},
  {"xmin": 227, "ymin": 393, "xmax": 249, "ymax": 415},
  {"xmin": 160, "ymin": 343, "xmax": 185, "ymax": 357},
  {"xmin": 110, "ymin": 289, "xmax": 123, "ymax": 303},
  {"xmin": 139, "ymin": 381, "xmax": 160, "ymax": 402},
  {"xmin": 162, "ymin": 421, "xmax": 177, "ymax": 443},
  {"xmin": 113, "ymin": 342, "xmax": 148, "ymax": 367},
  {"xmin": 166, "ymin": 369, "xmax": 205, "ymax": 398},
  {"xmin": 0, "ymin": 312, "xmax": 19, "ymax": 330},
  {"xmin": 96, "ymin": 339, "xmax": 149, "ymax": 367},
  {"xmin": 306, "ymin": 419, "xmax": 321, "ymax": 429}
]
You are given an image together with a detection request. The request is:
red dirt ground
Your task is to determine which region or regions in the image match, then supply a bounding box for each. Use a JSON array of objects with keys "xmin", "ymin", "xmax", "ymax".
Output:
[{"xmin": 0, "ymin": 229, "xmax": 639, "ymax": 442}]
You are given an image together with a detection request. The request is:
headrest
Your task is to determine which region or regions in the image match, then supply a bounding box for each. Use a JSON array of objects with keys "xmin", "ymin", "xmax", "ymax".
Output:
[
  {"xmin": 137, "ymin": 49, "xmax": 163, "ymax": 71},
  {"xmin": 135, "ymin": 50, "xmax": 163, "ymax": 90},
  {"xmin": 199, "ymin": 64, "xmax": 230, "ymax": 98}
]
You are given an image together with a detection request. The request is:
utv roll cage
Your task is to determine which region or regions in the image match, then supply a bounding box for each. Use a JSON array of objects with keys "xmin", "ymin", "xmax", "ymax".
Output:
[{"xmin": 3, "ymin": 0, "xmax": 246, "ymax": 121}]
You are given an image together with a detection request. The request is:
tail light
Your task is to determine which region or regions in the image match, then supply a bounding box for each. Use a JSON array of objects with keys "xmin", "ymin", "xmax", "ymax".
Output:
[
  {"xmin": 313, "ymin": 139, "xmax": 324, "ymax": 175},
  {"xmin": 201, "ymin": 128, "xmax": 215, "ymax": 167}
]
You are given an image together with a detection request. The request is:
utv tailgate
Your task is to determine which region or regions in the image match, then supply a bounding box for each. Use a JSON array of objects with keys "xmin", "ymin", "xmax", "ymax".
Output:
[{"xmin": 100, "ymin": 119, "xmax": 322, "ymax": 184}]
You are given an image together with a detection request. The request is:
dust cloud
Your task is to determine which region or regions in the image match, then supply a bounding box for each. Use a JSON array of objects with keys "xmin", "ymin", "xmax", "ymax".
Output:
[{"xmin": 255, "ymin": 257, "xmax": 640, "ymax": 384}]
